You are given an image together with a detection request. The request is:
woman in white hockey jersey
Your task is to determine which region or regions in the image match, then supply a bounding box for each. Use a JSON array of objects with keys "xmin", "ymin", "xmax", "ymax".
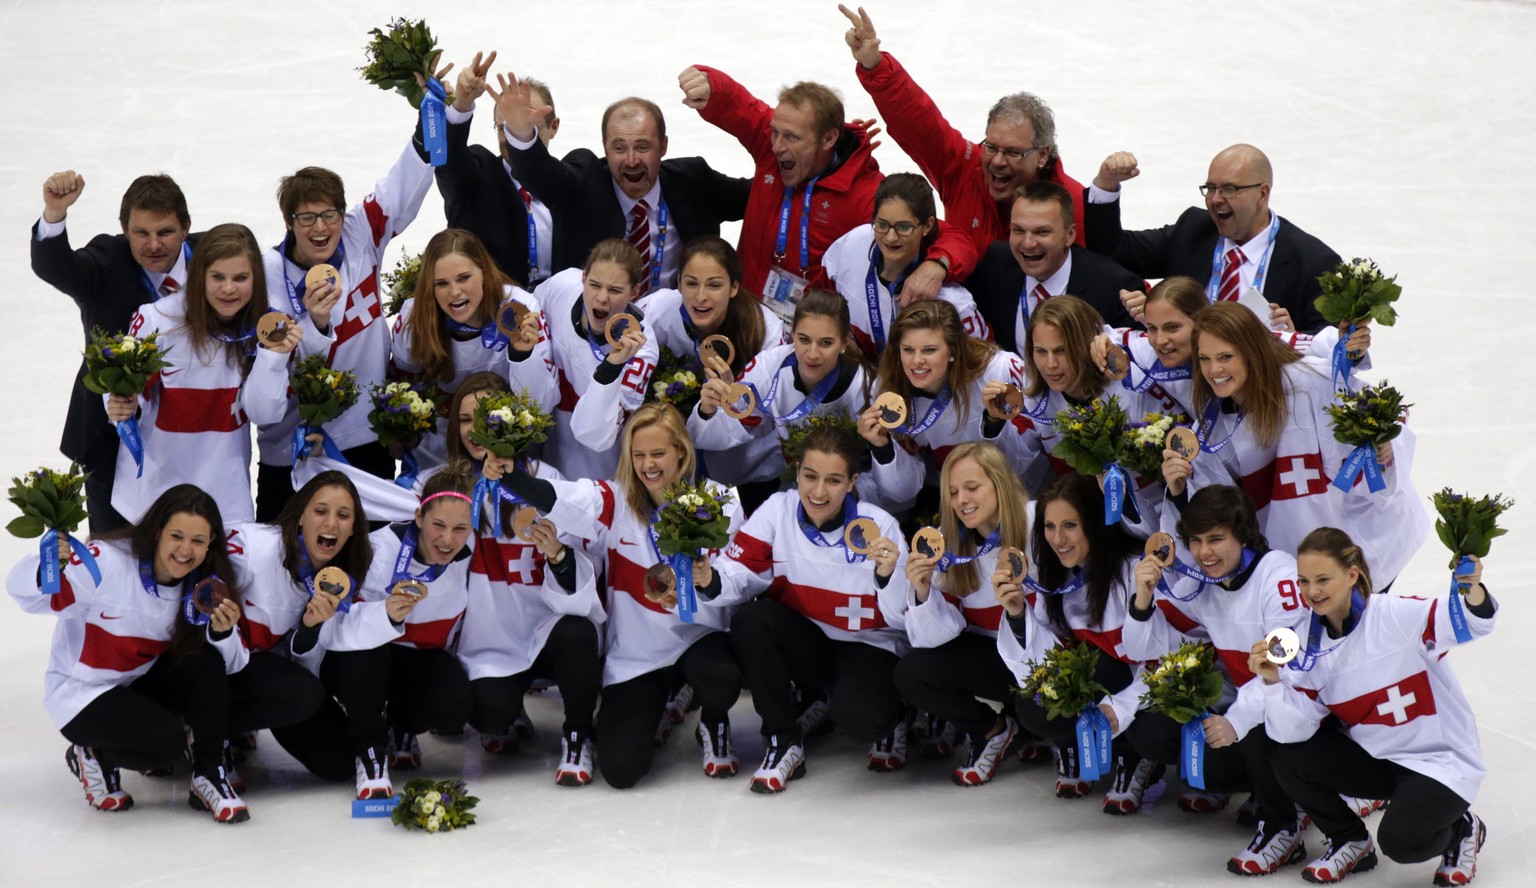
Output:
[
  {"xmin": 6, "ymin": 485, "xmax": 251, "ymax": 822},
  {"xmin": 822, "ymin": 172, "xmax": 990, "ymax": 361},
  {"xmin": 700, "ymin": 425, "xmax": 909, "ymax": 792},
  {"xmin": 499, "ymin": 403, "xmax": 745, "ymax": 788},
  {"xmin": 531, "ymin": 238, "xmax": 659, "ymax": 481},
  {"xmin": 892, "ymin": 442, "xmax": 1029, "ymax": 787},
  {"xmin": 1256, "ymin": 528, "xmax": 1493, "ymax": 886},
  {"xmin": 107, "ymin": 224, "xmax": 293, "ymax": 525},
  {"xmin": 316, "ymin": 465, "xmax": 478, "ymax": 800},
  {"xmin": 389, "ymin": 228, "xmax": 550, "ymax": 473}
]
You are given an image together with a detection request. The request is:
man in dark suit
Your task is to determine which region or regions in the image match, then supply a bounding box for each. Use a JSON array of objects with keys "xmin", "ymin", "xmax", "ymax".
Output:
[
  {"xmin": 967, "ymin": 180, "xmax": 1140, "ymax": 355},
  {"xmin": 436, "ymin": 53, "xmax": 559, "ymax": 286},
  {"xmin": 30, "ymin": 171, "xmax": 195, "ymax": 533},
  {"xmin": 1082, "ymin": 144, "xmax": 1339, "ymax": 333},
  {"xmin": 491, "ymin": 75, "xmax": 750, "ymax": 291}
]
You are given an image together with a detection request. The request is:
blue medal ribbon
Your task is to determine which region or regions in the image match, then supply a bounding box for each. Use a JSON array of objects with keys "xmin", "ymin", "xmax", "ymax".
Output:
[
  {"xmin": 1181, "ymin": 714, "xmax": 1209, "ymax": 789},
  {"xmin": 1103, "ymin": 463, "xmax": 1129, "ymax": 524},
  {"xmin": 296, "ymin": 533, "xmax": 352, "ymax": 613},
  {"xmin": 38, "ymin": 528, "xmax": 101, "ymax": 595},
  {"xmin": 522, "ymin": 189, "xmax": 541, "ymax": 282},
  {"xmin": 898, "ymin": 384, "xmax": 953, "ymax": 435},
  {"xmin": 395, "ymin": 448, "xmax": 421, "ymax": 490},
  {"xmin": 277, "ymin": 238, "xmax": 350, "ymax": 318},
  {"xmin": 935, "ymin": 528, "xmax": 999, "ymax": 572},
  {"xmin": 1288, "ymin": 587, "xmax": 1365, "ymax": 672},
  {"xmin": 862, "ymin": 243, "xmax": 915, "ymax": 352},
  {"xmin": 1123, "ymin": 355, "xmax": 1193, "ymax": 392},
  {"xmin": 1332, "ymin": 443, "xmax": 1386, "ymax": 494},
  {"xmin": 1195, "ymin": 398, "xmax": 1245, "ymax": 454},
  {"xmin": 796, "ymin": 496, "xmax": 866, "ymax": 564},
  {"xmin": 446, "ymin": 317, "xmax": 510, "ymax": 352},
  {"xmin": 1159, "ymin": 547, "xmax": 1258, "ymax": 602},
  {"xmin": 1446, "ymin": 555, "xmax": 1475, "ymax": 644},
  {"xmin": 134, "ymin": 558, "xmax": 207, "ymax": 628},
  {"xmin": 1205, "ymin": 214, "xmax": 1280, "ymax": 303},
  {"xmin": 1076, "ymin": 704, "xmax": 1113, "ymax": 781},
  {"xmin": 643, "ymin": 510, "xmax": 696, "ymax": 624},
  {"xmin": 649, "ymin": 201, "xmax": 670, "ymax": 292},
  {"xmin": 471, "ymin": 472, "xmax": 527, "ymax": 538},
  {"xmin": 420, "ymin": 76, "xmax": 448, "ymax": 167},
  {"xmin": 751, "ymin": 354, "xmax": 841, "ymax": 423},
  {"xmin": 392, "ymin": 524, "xmax": 449, "ymax": 586},
  {"xmin": 118, "ymin": 415, "xmax": 147, "ymax": 478},
  {"xmin": 291, "ymin": 424, "xmax": 347, "ymax": 466},
  {"xmin": 773, "ymin": 176, "xmax": 821, "ymax": 273},
  {"xmin": 1021, "ymin": 569, "xmax": 1087, "ymax": 599}
]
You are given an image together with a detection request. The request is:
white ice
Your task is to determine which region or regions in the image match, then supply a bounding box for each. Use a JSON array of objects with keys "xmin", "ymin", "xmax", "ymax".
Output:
[{"xmin": 1, "ymin": 1, "xmax": 1534, "ymax": 885}]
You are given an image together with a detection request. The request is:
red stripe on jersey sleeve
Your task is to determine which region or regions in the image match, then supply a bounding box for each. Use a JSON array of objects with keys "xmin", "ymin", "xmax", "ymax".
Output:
[
  {"xmin": 596, "ymin": 481, "xmax": 617, "ymax": 530},
  {"xmin": 79, "ymin": 624, "xmax": 170, "ymax": 672},
  {"xmin": 363, "ymin": 195, "xmax": 388, "ymax": 247},
  {"xmin": 52, "ymin": 576, "xmax": 76, "ymax": 612},
  {"xmin": 1154, "ymin": 599, "xmax": 1201, "ymax": 635},
  {"xmin": 239, "ymin": 619, "xmax": 284, "ymax": 653},
  {"xmin": 1423, "ymin": 599, "xmax": 1438, "ymax": 649},
  {"xmin": 556, "ymin": 369, "xmax": 581, "ymax": 413},
  {"xmin": 724, "ymin": 530, "xmax": 774, "ymax": 575},
  {"xmin": 155, "ymin": 386, "xmax": 245, "ymax": 433},
  {"xmin": 400, "ymin": 614, "xmax": 462, "ymax": 649},
  {"xmin": 608, "ymin": 553, "xmax": 672, "ymax": 614},
  {"xmin": 965, "ymin": 603, "xmax": 1002, "ymax": 633},
  {"xmin": 1071, "ymin": 625, "xmax": 1131, "ymax": 663}
]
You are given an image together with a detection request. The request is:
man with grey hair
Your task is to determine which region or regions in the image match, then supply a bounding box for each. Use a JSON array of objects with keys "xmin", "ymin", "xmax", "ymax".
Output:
[{"xmin": 839, "ymin": 4, "xmax": 1086, "ymax": 252}]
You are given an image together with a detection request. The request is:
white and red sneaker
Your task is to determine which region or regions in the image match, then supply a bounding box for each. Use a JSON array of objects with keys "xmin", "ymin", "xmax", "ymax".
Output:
[
  {"xmin": 66, "ymin": 745, "xmax": 133, "ymax": 812},
  {"xmin": 665, "ymin": 683, "xmax": 694, "ymax": 725},
  {"xmin": 1053, "ymin": 745, "xmax": 1090, "ymax": 799},
  {"xmin": 354, "ymin": 747, "xmax": 392, "ymax": 800},
  {"xmin": 1228, "ymin": 821, "xmax": 1306, "ymax": 876},
  {"xmin": 555, "ymin": 731, "xmax": 594, "ymax": 786},
  {"xmin": 1178, "ymin": 788, "xmax": 1232, "ymax": 814},
  {"xmin": 1433, "ymin": 812, "xmax": 1486, "ymax": 887},
  {"xmin": 221, "ymin": 741, "xmax": 246, "ymax": 793},
  {"xmin": 480, "ymin": 731, "xmax": 520, "ymax": 755},
  {"xmin": 1302, "ymin": 835, "xmax": 1378, "ymax": 883},
  {"xmin": 697, "ymin": 720, "xmax": 739, "ymax": 778},
  {"xmin": 952, "ymin": 717, "xmax": 1017, "ymax": 787},
  {"xmin": 793, "ymin": 688, "xmax": 831, "ymax": 736},
  {"xmin": 1103, "ymin": 756, "xmax": 1165, "ymax": 815},
  {"xmin": 388, "ymin": 729, "xmax": 422, "ymax": 770},
  {"xmin": 749, "ymin": 735, "xmax": 805, "ymax": 794},
  {"xmin": 189, "ymin": 766, "xmax": 250, "ymax": 824},
  {"xmin": 1342, "ymin": 795, "xmax": 1386, "ymax": 818},
  {"xmin": 867, "ymin": 721, "xmax": 908, "ymax": 772}
]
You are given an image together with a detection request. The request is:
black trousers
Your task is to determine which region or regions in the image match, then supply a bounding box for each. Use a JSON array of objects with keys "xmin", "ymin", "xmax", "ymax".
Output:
[
  {"xmin": 228, "ymin": 650, "xmax": 324, "ymax": 735},
  {"xmin": 730, "ymin": 597, "xmax": 903, "ymax": 745},
  {"xmin": 61, "ymin": 645, "xmax": 228, "ymax": 771},
  {"xmin": 893, "ymin": 632, "xmax": 1015, "ymax": 737},
  {"xmin": 255, "ymin": 440, "xmax": 395, "ymax": 522},
  {"xmin": 469, "ymin": 615, "xmax": 602, "ymax": 736},
  {"xmin": 266, "ymin": 696, "xmax": 356, "ymax": 782},
  {"xmin": 322, "ymin": 644, "xmax": 471, "ymax": 754},
  {"xmin": 595, "ymin": 631, "xmax": 741, "ymax": 790},
  {"xmin": 81, "ymin": 447, "xmax": 128, "ymax": 535},
  {"xmin": 1273, "ymin": 728, "xmax": 1468, "ymax": 863},
  {"xmin": 1013, "ymin": 653, "xmax": 1133, "ymax": 747},
  {"xmin": 1126, "ymin": 709, "xmax": 1296, "ymax": 825}
]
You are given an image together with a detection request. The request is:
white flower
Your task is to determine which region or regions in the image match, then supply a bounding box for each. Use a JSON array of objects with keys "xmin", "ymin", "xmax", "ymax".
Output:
[
  {"xmin": 1183, "ymin": 655, "xmax": 1200, "ymax": 669},
  {"xmin": 517, "ymin": 410, "xmax": 535, "ymax": 424},
  {"xmin": 426, "ymin": 817, "xmax": 441, "ymax": 832},
  {"xmin": 119, "ymin": 336, "xmax": 139, "ymax": 353},
  {"xmin": 652, "ymin": 382, "xmax": 668, "ymax": 398},
  {"xmin": 490, "ymin": 406, "xmax": 514, "ymax": 423},
  {"xmin": 676, "ymin": 371, "xmax": 697, "ymax": 387},
  {"xmin": 1042, "ymin": 685, "xmax": 1059, "ymax": 700}
]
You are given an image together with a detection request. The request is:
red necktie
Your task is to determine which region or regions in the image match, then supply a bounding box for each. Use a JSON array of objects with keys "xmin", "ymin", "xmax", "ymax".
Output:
[
  {"xmin": 518, "ymin": 187, "xmax": 533, "ymax": 210},
  {"xmin": 1216, "ymin": 246, "xmax": 1245, "ymax": 302},
  {"xmin": 1033, "ymin": 283, "xmax": 1051, "ymax": 308},
  {"xmin": 158, "ymin": 276, "xmax": 180, "ymax": 298},
  {"xmin": 627, "ymin": 199, "xmax": 652, "ymax": 283}
]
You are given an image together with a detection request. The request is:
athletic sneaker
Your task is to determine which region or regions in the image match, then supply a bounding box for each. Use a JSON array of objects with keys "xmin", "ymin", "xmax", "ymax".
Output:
[
  {"xmin": 697, "ymin": 720, "xmax": 739, "ymax": 778},
  {"xmin": 189, "ymin": 765, "xmax": 249, "ymax": 824},
  {"xmin": 1432, "ymin": 812, "xmax": 1486, "ymax": 887},
  {"xmin": 1301, "ymin": 835, "xmax": 1378, "ymax": 883},
  {"xmin": 354, "ymin": 746, "xmax": 392, "ymax": 800},
  {"xmin": 1053, "ymin": 744, "xmax": 1090, "ymax": 799},
  {"xmin": 388, "ymin": 729, "xmax": 421, "ymax": 770},
  {"xmin": 867, "ymin": 721, "xmax": 908, "ymax": 772},
  {"xmin": 952, "ymin": 717, "xmax": 1018, "ymax": 787},
  {"xmin": 1342, "ymin": 795, "xmax": 1386, "ymax": 817},
  {"xmin": 66, "ymin": 745, "xmax": 133, "ymax": 812},
  {"xmin": 1103, "ymin": 756, "xmax": 1165, "ymax": 815},
  {"xmin": 654, "ymin": 710, "xmax": 674, "ymax": 748},
  {"xmin": 1228, "ymin": 821, "xmax": 1306, "ymax": 876},
  {"xmin": 1178, "ymin": 788, "xmax": 1232, "ymax": 814},
  {"xmin": 917, "ymin": 715, "xmax": 956, "ymax": 759},
  {"xmin": 221, "ymin": 740, "xmax": 246, "ymax": 793},
  {"xmin": 512, "ymin": 708, "xmax": 535, "ymax": 742},
  {"xmin": 665, "ymin": 683, "xmax": 695, "ymax": 724},
  {"xmin": 480, "ymin": 731, "xmax": 520, "ymax": 755},
  {"xmin": 555, "ymin": 730, "xmax": 594, "ymax": 786},
  {"xmin": 794, "ymin": 688, "xmax": 831, "ymax": 736},
  {"xmin": 749, "ymin": 735, "xmax": 805, "ymax": 793}
]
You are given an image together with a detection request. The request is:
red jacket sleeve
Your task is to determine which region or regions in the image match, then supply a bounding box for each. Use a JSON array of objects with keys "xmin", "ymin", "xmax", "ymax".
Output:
[
  {"xmin": 694, "ymin": 66, "xmax": 773, "ymax": 161},
  {"xmin": 926, "ymin": 218, "xmax": 979, "ymax": 282},
  {"xmin": 854, "ymin": 53, "xmax": 974, "ymax": 197}
]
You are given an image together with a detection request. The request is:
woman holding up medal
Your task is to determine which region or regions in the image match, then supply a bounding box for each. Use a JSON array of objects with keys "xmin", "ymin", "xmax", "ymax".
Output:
[
  {"xmin": 822, "ymin": 173, "xmax": 991, "ymax": 361},
  {"xmin": 891, "ymin": 442, "xmax": 1030, "ymax": 786},
  {"xmin": 498, "ymin": 403, "xmax": 745, "ymax": 788},
  {"xmin": 224, "ymin": 471, "xmax": 374, "ymax": 785},
  {"xmin": 389, "ymin": 228, "xmax": 549, "ymax": 472},
  {"xmin": 1122, "ymin": 484, "xmax": 1313, "ymax": 876},
  {"xmin": 699, "ymin": 425, "xmax": 909, "ymax": 792},
  {"xmin": 1018, "ymin": 296, "xmax": 1127, "ymax": 476},
  {"xmin": 315, "ymin": 465, "xmax": 478, "ymax": 801},
  {"xmin": 5, "ymin": 485, "xmax": 251, "ymax": 822},
  {"xmin": 449, "ymin": 372, "xmax": 605, "ymax": 777},
  {"xmin": 107, "ymin": 224, "xmax": 295, "ymax": 525},
  {"xmin": 692, "ymin": 289, "xmax": 870, "ymax": 503},
  {"xmin": 1255, "ymin": 529, "xmax": 1493, "ymax": 886},
  {"xmin": 531, "ymin": 239, "xmax": 659, "ymax": 482},
  {"xmin": 857, "ymin": 299, "xmax": 1028, "ymax": 513}
]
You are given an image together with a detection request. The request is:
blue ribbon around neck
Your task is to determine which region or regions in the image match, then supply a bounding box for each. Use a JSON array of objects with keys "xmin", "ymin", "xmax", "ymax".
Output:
[
  {"xmin": 1103, "ymin": 464, "xmax": 1128, "ymax": 524},
  {"xmin": 1288, "ymin": 587, "xmax": 1365, "ymax": 672}
]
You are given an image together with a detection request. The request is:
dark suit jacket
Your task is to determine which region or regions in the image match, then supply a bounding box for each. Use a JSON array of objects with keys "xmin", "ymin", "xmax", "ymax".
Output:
[
  {"xmin": 966, "ymin": 242, "xmax": 1141, "ymax": 353},
  {"xmin": 507, "ymin": 138, "xmax": 751, "ymax": 279},
  {"xmin": 1083, "ymin": 202, "xmax": 1338, "ymax": 333},
  {"xmin": 31, "ymin": 224, "xmax": 200, "ymax": 467},
  {"xmin": 435, "ymin": 118, "xmax": 535, "ymax": 284}
]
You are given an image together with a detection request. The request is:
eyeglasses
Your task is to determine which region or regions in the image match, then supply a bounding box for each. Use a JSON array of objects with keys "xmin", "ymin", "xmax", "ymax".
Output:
[
  {"xmin": 980, "ymin": 141, "xmax": 1040, "ymax": 163},
  {"xmin": 1198, "ymin": 183, "xmax": 1264, "ymax": 198},
  {"xmin": 291, "ymin": 209, "xmax": 342, "ymax": 227},
  {"xmin": 873, "ymin": 219, "xmax": 921, "ymax": 236}
]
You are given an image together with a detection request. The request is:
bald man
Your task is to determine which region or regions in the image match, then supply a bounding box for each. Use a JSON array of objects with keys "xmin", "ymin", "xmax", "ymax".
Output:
[{"xmin": 1083, "ymin": 144, "xmax": 1339, "ymax": 334}]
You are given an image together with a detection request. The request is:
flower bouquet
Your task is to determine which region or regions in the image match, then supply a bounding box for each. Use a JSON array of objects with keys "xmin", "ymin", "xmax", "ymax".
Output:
[
  {"xmin": 391, "ymin": 778, "xmax": 478, "ymax": 833},
  {"xmin": 1139, "ymin": 641, "xmax": 1224, "ymax": 788},
  {"xmin": 383, "ymin": 250, "xmax": 422, "ymax": 318},
  {"xmin": 290, "ymin": 355, "xmax": 359, "ymax": 463},
  {"xmin": 359, "ymin": 18, "xmax": 448, "ymax": 165},
  {"xmin": 1016, "ymin": 642, "xmax": 1112, "ymax": 779},
  {"xmin": 779, "ymin": 413, "xmax": 862, "ymax": 483},
  {"xmin": 1431, "ymin": 488, "xmax": 1512, "ymax": 644},
  {"xmin": 7, "ymin": 464, "xmax": 99, "ymax": 594},
  {"xmin": 648, "ymin": 347, "xmax": 702, "ymax": 414},
  {"xmin": 1325, "ymin": 381, "xmax": 1409, "ymax": 494},
  {"xmin": 81, "ymin": 327, "xmax": 172, "ymax": 477},
  {"xmin": 1315, "ymin": 257, "xmax": 1401, "ymax": 329},
  {"xmin": 466, "ymin": 390, "xmax": 555, "ymax": 534},
  {"xmin": 1118, "ymin": 411, "xmax": 1186, "ymax": 479},
  {"xmin": 1054, "ymin": 395, "xmax": 1131, "ymax": 523},
  {"xmin": 369, "ymin": 380, "xmax": 442, "ymax": 487},
  {"xmin": 654, "ymin": 480, "xmax": 735, "ymax": 624}
]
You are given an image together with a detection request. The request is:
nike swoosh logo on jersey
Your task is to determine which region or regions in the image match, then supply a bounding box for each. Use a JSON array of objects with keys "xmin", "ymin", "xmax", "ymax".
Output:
[
  {"xmin": 99, "ymin": 612, "xmax": 122, "ymax": 620},
  {"xmin": 619, "ymin": 537, "xmax": 639, "ymax": 547}
]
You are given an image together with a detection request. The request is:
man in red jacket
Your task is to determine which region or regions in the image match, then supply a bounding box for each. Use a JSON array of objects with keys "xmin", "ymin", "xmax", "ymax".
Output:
[
  {"xmin": 678, "ymin": 65, "xmax": 975, "ymax": 324},
  {"xmin": 838, "ymin": 5, "xmax": 1086, "ymax": 253}
]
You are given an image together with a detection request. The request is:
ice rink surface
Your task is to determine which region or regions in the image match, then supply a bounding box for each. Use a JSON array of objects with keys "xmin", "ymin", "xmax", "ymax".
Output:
[{"xmin": 1, "ymin": 0, "xmax": 1534, "ymax": 885}]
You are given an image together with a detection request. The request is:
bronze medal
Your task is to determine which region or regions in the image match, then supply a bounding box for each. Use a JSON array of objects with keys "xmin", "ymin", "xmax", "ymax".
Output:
[
  {"xmin": 698, "ymin": 334, "xmax": 735, "ymax": 368},
  {"xmin": 1264, "ymin": 627, "xmax": 1301, "ymax": 665},
  {"xmin": 1144, "ymin": 532, "xmax": 1175, "ymax": 569},
  {"xmin": 604, "ymin": 312, "xmax": 638, "ymax": 346},
  {"xmin": 874, "ymin": 392, "xmax": 908, "ymax": 429},
  {"xmin": 257, "ymin": 311, "xmax": 295, "ymax": 345},
  {"xmin": 985, "ymin": 384, "xmax": 1024, "ymax": 421},
  {"xmin": 512, "ymin": 506, "xmax": 539, "ymax": 541},
  {"xmin": 844, "ymin": 517, "xmax": 881, "ymax": 555},
  {"xmin": 643, "ymin": 562, "xmax": 677, "ymax": 600},
  {"xmin": 303, "ymin": 263, "xmax": 341, "ymax": 295},
  {"xmin": 1166, "ymin": 427, "xmax": 1199, "ymax": 461},
  {"xmin": 392, "ymin": 579, "xmax": 429, "ymax": 601},
  {"xmin": 314, "ymin": 566, "xmax": 352, "ymax": 603},
  {"xmin": 191, "ymin": 576, "xmax": 230, "ymax": 616},
  {"xmin": 1000, "ymin": 546, "xmax": 1027, "ymax": 583},
  {"xmin": 1103, "ymin": 343, "xmax": 1130, "ymax": 381},
  {"xmin": 496, "ymin": 300, "xmax": 531, "ymax": 340},
  {"xmin": 721, "ymin": 383, "xmax": 757, "ymax": 420},
  {"xmin": 911, "ymin": 527, "xmax": 946, "ymax": 561}
]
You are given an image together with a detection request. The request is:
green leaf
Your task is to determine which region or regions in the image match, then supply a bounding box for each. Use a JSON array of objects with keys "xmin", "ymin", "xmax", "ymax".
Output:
[{"xmin": 7, "ymin": 515, "xmax": 45, "ymax": 538}]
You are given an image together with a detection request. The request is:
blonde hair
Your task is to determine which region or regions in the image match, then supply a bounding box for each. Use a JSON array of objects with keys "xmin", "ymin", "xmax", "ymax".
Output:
[
  {"xmin": 616, "ymin": 403, "xmax": 696, "ymax": 521},
  {"xmin": 938, "ymin": 442, "xmax": 1030, "ymax": 597},
  {"xmin": 1191, "ymin": 302, "xmax": 1303, "ymax": 448}
]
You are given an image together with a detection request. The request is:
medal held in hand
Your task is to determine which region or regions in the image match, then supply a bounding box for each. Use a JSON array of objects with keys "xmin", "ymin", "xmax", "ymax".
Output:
[
  {"xmin": 258, "ymin": 311, "xmax": 296, "ymax": 346},
  {"xmin": 874, "ymin": 392, "xmax": 908, "ymax": 429},
  {"xmin": 191, "ymin": 576, "xmax": 230, "ymax": 616},
  {"xmin": 496, "ymin": 300, "xmax": 530, "ymax": 341},
  {"xmin": 698, "ymin": 334, "xmax": 734, "ymax": 367},
  {"xmin": 604, "ymin": 312, "xmax": 638, "ymax": 346},
  {"xmin": 985, "ymin": 384, "xmax": 1024, "ymax": 421},
  {"xmin": 844, "ymin": 517, "xmax": 880, "ymax": 555},
  {"xmin": 1000, "ymin": 546, "xmax": 1027, "ymax": 583},
  {"xmin": 1166, "ymin": 427, "xmax": 1199, "ymax": 461},
  {"xmin": 512, "ymin": 506, "xmax": 539, "ymax": 541},
  {"xmin": 1144, "ymin": 531, "xmax": 1175, "ymax": 568},
  {"xmin": 911, "ymin": 527, "xmax": 946, "ymax": 560},
  {"xmin": 315, "ymin": 566, "xmax": 353, "ymax": 603},
  {"xmin": 721, "ymin": 383, "xmax": 757, "ymax": 420},
  {"xmin": 1102, "ymin": 343, "xmax": 1129, "ymax": 381},
  {"xmin": 392, "ymin": 579, "xmax": 429, "ymax": 601},
  {"xmin": 1263, "ymin": 627, "xmax": 1301, "ymax": 665},
  {"xmin": 304, "ymin": 263, "xmax": 341, "ymax": 296}
]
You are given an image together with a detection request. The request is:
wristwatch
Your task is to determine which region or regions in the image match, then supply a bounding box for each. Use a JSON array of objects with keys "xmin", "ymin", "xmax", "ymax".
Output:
[{"xmin": 548, "ymin": 547, "xmax": 567, "ymax": 566}]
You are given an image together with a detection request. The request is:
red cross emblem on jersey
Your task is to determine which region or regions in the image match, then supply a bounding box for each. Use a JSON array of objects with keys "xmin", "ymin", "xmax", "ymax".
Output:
[
  {"xmin": 331, "ymin": 270, "xmax": 382, "ymax": 346},
  {"xmin": 1327, "ymin": 670, "xmax": 1437, "ymax": 727},
  {"xmin": 1272, "ymin": 452, "xmax": 1330, "ymax": 500}
]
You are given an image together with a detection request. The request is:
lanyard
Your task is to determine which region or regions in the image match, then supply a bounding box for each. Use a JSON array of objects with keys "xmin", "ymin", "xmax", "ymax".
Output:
[
  {"xmin": 753, "ymin": 353, "xmax": 841, "ymax": 423},
  {"xmin": 138, "ymin": 242, "xmax": 194, "ymax": 300},
  {"xmin": 1194, "ymin": 398, "xmax": 1245, "ymax": 454},
  {"xmin": 1288, "ymin": 588, "xmax": 1364, "ymax": 672},
  {"xmin": 296, "ymin": 534, "xmax": 352, "ymax": 613},
  {"xmin": 446, "ymin": 317, "xmax": 510, "ymax": 352},
  {"xmin": 1159, "ymin": 547, "xmax": 1259, "ymax": 601},
  {"xmin": 1021, "ymin": 569, "xmax": 1086, "ymax": 598},
  {"xmin": 139, "ymin": 558, "xmax": 209, "ymax": 627},
  {"xmin": 277, "ymin": 237, "xmax": 349, "ymax": 317},
  {"xmin": 211, "ymin": 325, "xmax": 257, "ymax": 357},
  {"xmin": 863, "ymin": 243, "xmax": 916, "ymax": 352},
  {"xmin": 1205, "ymin": 213, "xmax": 1281, "ymax": 303},
  {"xmin": 649, "ymin": 200, "xmax": 671, "ymax": 291},
  {"xmin": 1124, "ymin": 354, "xmax": 1193, "ymax": 391},
  {"xmin": 521, "ymin": 190, "xmax": 540, "ymax": 281},
  {"xmin": 773, "ymin": 176, "xmax": 820, "ymax": 273},
  {"xmin": 392, "ymin": 524, "xmax": 448, "ymax": 585},
  {"xmin": 796, "ymin": 497, "xmax": 865, "ymax": 564},
  {"xmin": 900, "ymin": 384, "xmax": 953, "ymax": 435},
  {"xmin": 935, "ymin": 528, "xmax": 999, "ymax": 571}
]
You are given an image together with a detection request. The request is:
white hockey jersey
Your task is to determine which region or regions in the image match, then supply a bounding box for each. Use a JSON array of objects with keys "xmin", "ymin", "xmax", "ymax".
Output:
[{"xmin": 316, "ymin": 524, "xmax": 473, "ymax": 654}]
